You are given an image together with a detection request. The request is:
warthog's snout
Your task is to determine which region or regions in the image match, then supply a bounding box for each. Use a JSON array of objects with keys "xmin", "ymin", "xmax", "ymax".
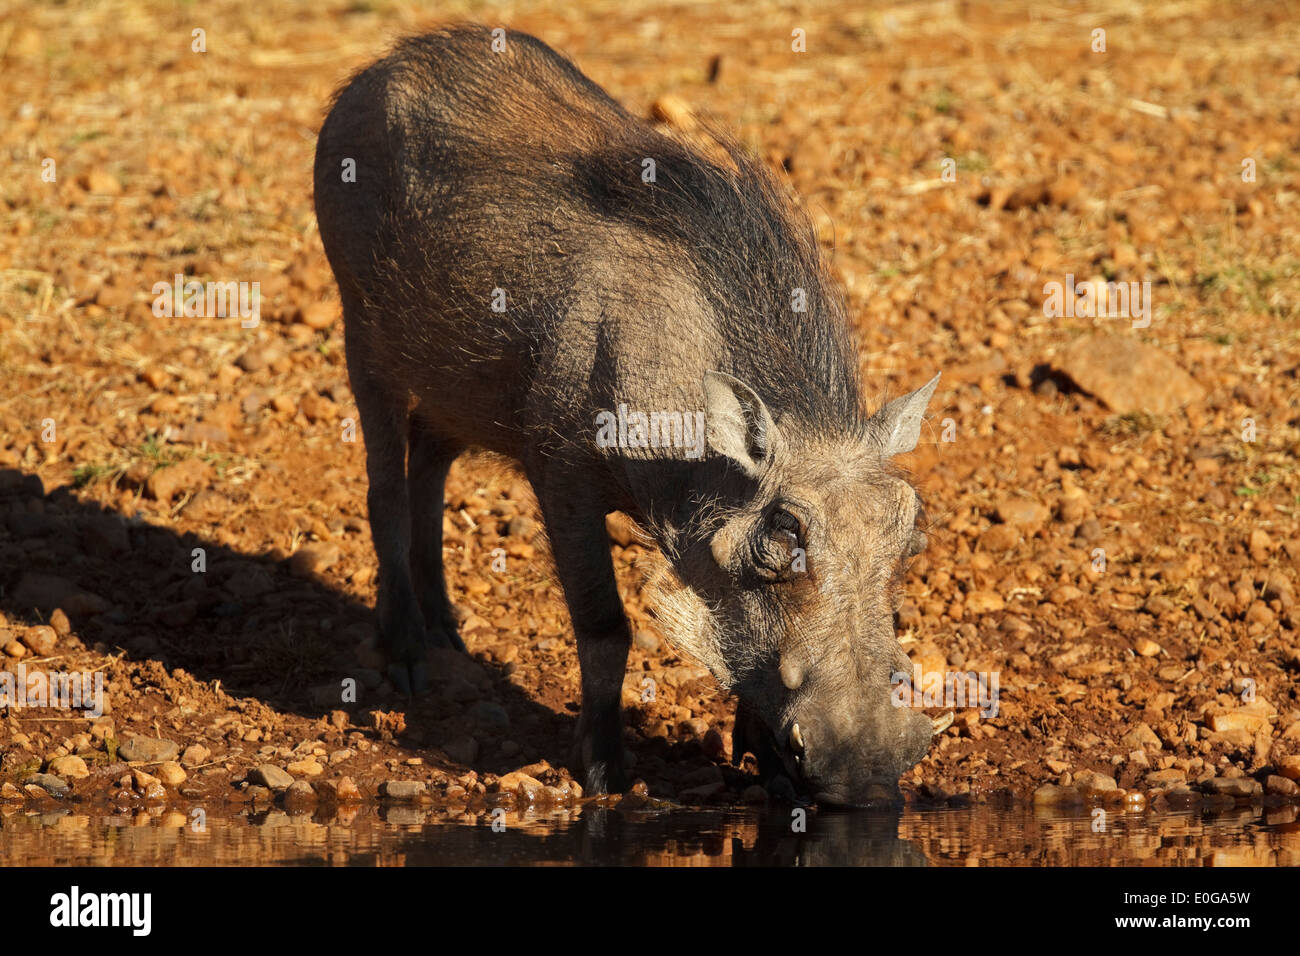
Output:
[{"xmin": 780, "ymin": 697, "xmax": 936, "ymax": 808}]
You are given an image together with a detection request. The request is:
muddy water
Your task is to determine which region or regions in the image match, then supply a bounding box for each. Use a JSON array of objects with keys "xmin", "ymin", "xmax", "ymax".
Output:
[{"xmin": 2, "ymin": 803, "xmax": 1296, "ymax": 866}]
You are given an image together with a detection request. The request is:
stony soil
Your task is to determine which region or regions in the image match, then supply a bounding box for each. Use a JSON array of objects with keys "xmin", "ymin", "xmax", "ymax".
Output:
[{"xmin": 1, "ymin": 0, "xmax": 1298, "ymax": 822}]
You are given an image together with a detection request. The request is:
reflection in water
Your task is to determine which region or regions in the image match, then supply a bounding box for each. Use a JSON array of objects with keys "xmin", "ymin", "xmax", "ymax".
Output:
[{"xmin": 1, "ymin": 802, "xmax": 1296, "ymax": 866}]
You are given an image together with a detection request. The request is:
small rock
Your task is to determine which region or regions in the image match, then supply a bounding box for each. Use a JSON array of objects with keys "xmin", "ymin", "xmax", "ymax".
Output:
[
  {"xmin": 20, "ymin": 625, "xmax": 58, "ymax": 656},
  {"xmin": 1032, "ymin": 783, "xmax": 1083, "ymax": 806},
  {"xmin": 46, "ymin": 755, "xmax": 89, "ymax": 779},
  {"xmin": 979, "ymin": 524, "xmax": 1020, "ymax": 552},
  {"xmin": 144, "ymin": 457, "xmax": 213, "ymax": 503},
  {"xmin": 300, "ymin": 301, "xmax": 337, "ymax": 330},
  {"xmin": 285, "ymin": 780, "xmax": 317, "ymax": 803},
  {"xmin": 1146, "ymin": 768, "xmax": 1186, "ymax": 787},
  {"xmin": 995, "ymin": 497, "xmax": 1050, "ymax": 530},
  {"xmin": 157, "ymin": 761, "xmax": 187, "ymax": 786},
  {"xmin": 81, "ymin": 169, "xmax": 123, "ymax": 195},
  {"xmin": 318, "ymin": 776, "xmax": 362, "ymax": 803},
  {"xmin": 48, "ymin": 608, "xmax": 72, "ymax": 635},
  {"xmin": 1120, "ymin": 722, "xmax": 1163, "ymax": 751},
  {"xmin": 234, "ymin": 347, "xmax": 271, "ymax": 372},
  {"xmin": 1208, "ymin": 711, "xmax": 1269, "ymax": 734},
  {"xmin": 380, "ymin": 780, "xmax": 426, "ymax": 801},
  {"xmin": 1202, "ymin": 777, "xmax": 1261, "ymax": 798},
  {"xmin": 119, "ymin": 736, "xmax": 181, "ymax": 763},
  {"xmin": 180, "ymin": 744, "xmax": 211, "ymax": 768},
  {"xmin": 249, "ymin": 764, "xmax": 294, "ymax": 791},
  {"xmin": 1072, "ymin": 770, "xmax": 1118, "ymax": 794},
  {"xmin": 0, "ymin": 782, "xmax": 24, "ymax": 801},
  {"xmin": 604, "ymin": 511, "xmax": 638, "ymax": 547},
  {"xmin": 633, "ymin": 630, "xmax": 661, "ymax": 653},
  {"xmin": 964, "ymin": 590, "xmax": 1005, "ymax": 614},
  {"xmin": 498, "ymin": 772, "xmax": 545, "ymax": 801},
  {"xmin": 1276, "ymin": 755, "xmax": 1300, "ymax": 781},
  {"xmin": 24, "ymin": 773, "xmax": 70, "ymax": 796},
  {"xmin": 1053, "ymin": 335, "xmax": 1204, "ymax": 415},
  {"xmin": 286, "ymin": 758, "xmax": 323, "ymax": 777},
  {"xmin": 1134, "ymin": 637, "xmax": 1162, "ymax": 657}
]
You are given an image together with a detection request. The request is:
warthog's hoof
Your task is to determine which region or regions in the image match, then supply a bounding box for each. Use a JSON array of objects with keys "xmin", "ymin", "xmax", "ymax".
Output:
[{"xmin": 387, "ymin": 658, "xmax": 429, "ymax": 697}]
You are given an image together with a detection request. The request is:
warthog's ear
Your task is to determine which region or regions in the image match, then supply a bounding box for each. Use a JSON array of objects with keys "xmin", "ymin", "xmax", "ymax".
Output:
[
  {"xmin": 873, "ymin": 373, "xmax": 941, "ymax": 457},
  {"xmin": 703, "ymin": 370, "xmax": 779, "ymax": 478}
]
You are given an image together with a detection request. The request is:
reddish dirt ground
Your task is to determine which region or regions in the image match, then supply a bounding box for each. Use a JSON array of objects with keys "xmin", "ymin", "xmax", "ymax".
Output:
[{"xmin": 1, "ymin": 1, "xmax": 1298, "ymax": 817}]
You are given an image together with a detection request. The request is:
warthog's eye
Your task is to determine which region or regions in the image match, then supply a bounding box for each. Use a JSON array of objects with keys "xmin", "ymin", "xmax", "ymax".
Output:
[
  {"xmin": 750, "ymin": 504, "xmax": 805, "ymax": 580},
  {"xmin": 769, "ymin": 507, "xmax": 802, "ymax": 545}
]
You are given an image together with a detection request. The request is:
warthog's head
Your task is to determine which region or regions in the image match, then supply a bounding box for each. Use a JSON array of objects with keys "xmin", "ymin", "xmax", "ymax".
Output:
[{"xmin": 649, "ymin": 370, "xmax": 942, "ymax": 807}]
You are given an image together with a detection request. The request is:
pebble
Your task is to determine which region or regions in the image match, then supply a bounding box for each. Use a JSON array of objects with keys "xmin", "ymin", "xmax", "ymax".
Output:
[
  {"xmin": 285, "ymin": 780, "xmax": 317, "ymax": 803},
  {"xmin": 633, "ymin": 629, "xmax": 661, "ymax": 652},
  {"xmin": 497, "ymin": 772, "xmax": 545, "ymax": 801},
  {"xmin": 1053, "ymin": 335, "xmax": 1203, "ymax": 415},
  {"xmin": 1145, "ymin": 768, "xmax": 1186, "ymax": 787},
  {"xmin": 119, "ymin": 736, "xmax": 181, "ymax": 763},
  {"xmin": 49, "ymin": 610, "xmax": 74, "ymax": 637},
  {"xmin": 1072, "ymin": 770, "xmax": 1117, "ymax": 794},
  {"xmin": 300, "ymin": 301, "xmax": 337, "ymax": 330},
  {"xmin": 23, "ymin": 773, "xmax": 69, "ymax": 796},
  {"xmin": 965, "ymin": 591, "xmax": 1005, "ymax": 614},
  {"xmin": 979, "ymin": 524, "xmax": 1020, "ymax": 552},
  {"xmin": 46, "ymin": 755, "xmax": 89, "ymax": 779},
  {"xmin": 1202, "ymin": 777, "xmax": 1261, "ymax": 798},
  {"xmin": 1032, "ymin": 783, "xmax": 1084, "ymax": 805},
  {"xmin": 994, "ymin": 497, "xmax": 1050, "ymax": 530},
  {"xmin": 180, "ymin": 744, "xmax": 211, "ymax": 768},
  {"xmin": 157, "ymin": 761, "xmax": 187, "ymax": 786},
  {"xmin": 1120, "ymin": 722, "xmax": 1163, "ymax": 751},
  {"xmin": 0, "ymin": 782, "xmax": 24, "ymax": 801},
  {"xmin": 1265, "ymin": 775, "xmax": 1298, "ymax": 796},
  {"xmin": 1275, "ymin": 755, "xmax": 1300, "ymax": 781},
  {"xmin": 286, "ymin": 758, "xmax": 324, "ymax": 777},
  {"xmin": 20, "ymin": 625, "xmax": 58, "ymax": 656},
  {"xmin": 1134, "ymin": 638, "xmax": 1162, "ymax": 657},
  {"xmin": 144, "ymin": 457, "xmax": 212, "ymax": 503},
  {"xmin": 1208, "ymin": 711, "xmax": 1268, "ymax": 734},
  {"xmin": 249, "ymin": 764, "xmax": 294, "ymax": 791},
  {"xmin": 318, "ymin": 776, "xmax": 362, "ymax": 803},
  {"xmin": 380, "ymin": 780, "xmax": 427, "ymax": 801}
]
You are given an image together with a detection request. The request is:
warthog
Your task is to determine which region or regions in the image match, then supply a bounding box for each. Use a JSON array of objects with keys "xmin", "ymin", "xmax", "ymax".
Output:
[{"xmin": 314, "ymin": 24, "xmax": 942, "ymax": 805}]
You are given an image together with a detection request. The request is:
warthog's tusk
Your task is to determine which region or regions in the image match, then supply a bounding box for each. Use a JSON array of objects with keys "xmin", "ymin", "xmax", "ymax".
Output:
[
  {"xmin": 931, "ymin": 712, "xmax": 954, "ymax": 734},
  {"xmin": 790, "ymin": 722, "xmax": 805, "ymax": 753}
]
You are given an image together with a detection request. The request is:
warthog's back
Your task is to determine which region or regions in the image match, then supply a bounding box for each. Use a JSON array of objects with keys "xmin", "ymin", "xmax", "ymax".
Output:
[{"xmin": 314, "ymin": 24, "xmax": 861, "ymax": 459}]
